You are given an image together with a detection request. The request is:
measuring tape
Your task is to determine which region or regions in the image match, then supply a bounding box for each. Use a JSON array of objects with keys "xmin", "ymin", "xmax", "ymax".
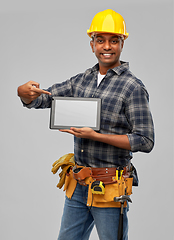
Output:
[{"xmin": 91, "ymin": 181, "xmax": 105, "ymax": 194}]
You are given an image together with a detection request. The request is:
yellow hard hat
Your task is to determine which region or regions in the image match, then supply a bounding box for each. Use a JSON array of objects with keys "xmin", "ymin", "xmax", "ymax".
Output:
[{"xmin": 87, "ymin": 9, "xmax": 129, "ymax": 39}]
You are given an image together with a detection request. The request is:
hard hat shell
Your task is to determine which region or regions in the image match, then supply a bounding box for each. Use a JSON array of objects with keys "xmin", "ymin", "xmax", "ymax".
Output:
[{"xmin": 87, "ymin": 9, "xmax": 129, "ymax": 39}]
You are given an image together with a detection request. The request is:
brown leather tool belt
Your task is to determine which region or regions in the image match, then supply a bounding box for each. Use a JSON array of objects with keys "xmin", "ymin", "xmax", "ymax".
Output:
[{"xmin": 72, "ymin": 164, "xmax": 131, "ymax": 186}]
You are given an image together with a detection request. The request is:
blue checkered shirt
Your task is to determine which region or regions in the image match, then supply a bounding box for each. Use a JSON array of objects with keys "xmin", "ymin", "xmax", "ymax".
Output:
[{"xmin": 25, "ymin": 62, "xmax": 154, "ymax": 168}]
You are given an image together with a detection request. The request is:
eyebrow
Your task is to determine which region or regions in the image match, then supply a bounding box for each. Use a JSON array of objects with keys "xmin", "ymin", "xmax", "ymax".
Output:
[{"xmin": 95, "ymin": 35, "xmax": 120, "ymax": 39}]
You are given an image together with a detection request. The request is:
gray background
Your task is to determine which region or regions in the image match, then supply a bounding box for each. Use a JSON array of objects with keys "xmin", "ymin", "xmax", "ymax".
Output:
[{"xmin": 0, "ymin": 0, "xmax": 173, "ymax": 239}]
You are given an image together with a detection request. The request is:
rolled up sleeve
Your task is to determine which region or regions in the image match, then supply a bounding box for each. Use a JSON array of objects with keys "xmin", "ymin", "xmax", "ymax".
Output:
[
  {"xmin": 126, "ymin": 85, "xmax": 155, "ymax": 153},
  {"xmin": 22, "ymin": 96, "xmax": 47, "ymax": 109}
]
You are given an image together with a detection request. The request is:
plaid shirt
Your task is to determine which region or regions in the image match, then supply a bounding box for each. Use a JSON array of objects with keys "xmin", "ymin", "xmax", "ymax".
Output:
[{"xmin": 26, "ymin": 62, "xmax": 154, "ymax": 168}]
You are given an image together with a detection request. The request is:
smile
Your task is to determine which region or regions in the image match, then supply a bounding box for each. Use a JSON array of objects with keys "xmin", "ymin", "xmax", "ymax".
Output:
[{"xmin": 101, "ymin": 53, "xmax": 114, "ymax": 57}]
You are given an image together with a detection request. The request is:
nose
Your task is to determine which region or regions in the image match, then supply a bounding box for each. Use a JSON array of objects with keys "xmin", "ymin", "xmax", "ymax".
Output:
[{"xmin": 103, "ymin": 40, "xmax": 111, "ymax": 50}]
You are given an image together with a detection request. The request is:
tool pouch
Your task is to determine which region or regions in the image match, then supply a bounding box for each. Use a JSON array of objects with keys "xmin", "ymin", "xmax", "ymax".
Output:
[
  {"xmin": 86, "ymin": 177, "xmax": 133, "ymax": 208},
  {"xmin": 130, "ymin": 163, "xmax": 139, "ymax": 186},
  {"xmin": 73, "ymin": 166, "xmax": 92, "ymax": 184},
  {"xmin": 125, "ymin": 177, "xmax": 133, "ymax": 195},
  {"xmin": 64, "ymin": 169, "xmax": 77, "ymax": 199}
]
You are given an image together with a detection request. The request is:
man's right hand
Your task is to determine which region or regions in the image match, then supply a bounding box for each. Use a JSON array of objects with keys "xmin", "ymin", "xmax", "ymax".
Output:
[{"xmin": 17, "ymin": 81, "xmax": 51, "ymax": 104}]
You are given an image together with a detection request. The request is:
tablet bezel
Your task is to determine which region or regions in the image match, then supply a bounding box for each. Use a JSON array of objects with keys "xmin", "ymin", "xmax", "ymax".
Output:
[{"xmin": 50, "ymin": 97, "xmax": 101, "ymax": 130}]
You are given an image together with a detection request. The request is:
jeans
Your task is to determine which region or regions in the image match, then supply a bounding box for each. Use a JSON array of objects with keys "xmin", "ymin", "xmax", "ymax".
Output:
[{"xmin": 58, "ymin": 183, "xmax": 128, "ymax": 240}]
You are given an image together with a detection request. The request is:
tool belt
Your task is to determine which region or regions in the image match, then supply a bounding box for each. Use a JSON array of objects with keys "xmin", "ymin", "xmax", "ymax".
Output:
[
  {"xmin": 63, "ymin": 164, "xmax": 134, "ymax": 208},
  {"xmin": 52, "ymin": 153, "xmax": 137, "ymax": 208},
  {"xmin": 73, "ymin": 165, "xmax": 131, "ymax": 186}
]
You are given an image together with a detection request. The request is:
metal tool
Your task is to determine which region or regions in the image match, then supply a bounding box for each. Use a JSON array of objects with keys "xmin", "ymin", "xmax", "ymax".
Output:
[
  {"xmin": 116, "ymin": 169, "xmax": 124, "ymax": 180},
  {"xmin": 114, "ymin": 195, "xmax": 132, "ymax": 240},
  {"xmin": 119, "ymin": 170, "xmax": 123, "ymax": 180},
  {"xmin": 116, "ymin": 170, "xmax": 119, "ymax": 180}
]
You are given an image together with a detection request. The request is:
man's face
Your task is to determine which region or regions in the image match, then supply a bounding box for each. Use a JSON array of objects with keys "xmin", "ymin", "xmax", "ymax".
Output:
[{"xmin": 90, "ymin": 33, "xmax": 124, "ymax": 74}]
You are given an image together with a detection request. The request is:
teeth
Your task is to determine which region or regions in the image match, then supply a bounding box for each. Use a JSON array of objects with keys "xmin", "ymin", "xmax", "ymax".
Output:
[{"xmin": 103, "ymin": 53, "xmax": 112, "ymax": 56}]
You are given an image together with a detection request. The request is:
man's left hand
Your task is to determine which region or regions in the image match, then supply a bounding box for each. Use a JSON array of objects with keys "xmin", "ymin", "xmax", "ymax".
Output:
[{"xmin": 59, "ymin": 127, "xmax": 97, "ymax": 139}]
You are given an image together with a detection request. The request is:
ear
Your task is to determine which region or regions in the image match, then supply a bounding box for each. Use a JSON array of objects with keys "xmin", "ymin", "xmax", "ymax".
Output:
[
  {"xmin": 121, "ymin": 40, "xmax": 124, "ymax": 51},
  {"xmin": 90, "ymin": 40, "xmax": 94, "ymax": 53}
]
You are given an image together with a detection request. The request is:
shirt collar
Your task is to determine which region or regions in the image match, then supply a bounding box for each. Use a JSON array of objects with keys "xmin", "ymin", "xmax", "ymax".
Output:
[
  {"xmin": 112, "ymin": 61, "xmax": 129, "ymax": 75},
  {"xmin": 90, "ymin": 64, "xmax": 99, "ymax": 73},
  {"xmin": 90, "ymin": 61, "xmax": 129, "ymax": 75}
]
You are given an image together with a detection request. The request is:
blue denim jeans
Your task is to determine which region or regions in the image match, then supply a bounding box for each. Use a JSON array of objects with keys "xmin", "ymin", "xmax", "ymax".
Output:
[{"xmin": 58, "ymin": 183, "xmax": 128, "ymax": 240}]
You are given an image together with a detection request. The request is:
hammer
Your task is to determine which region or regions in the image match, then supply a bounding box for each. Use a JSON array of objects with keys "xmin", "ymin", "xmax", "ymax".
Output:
[{"xmin": 114, "ymin": 195, "xmax": 132, "ymax": 240}]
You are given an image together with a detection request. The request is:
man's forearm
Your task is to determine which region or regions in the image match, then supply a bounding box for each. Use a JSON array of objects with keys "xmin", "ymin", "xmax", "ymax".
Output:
[
  {"xmin": 92, "ymin": 132, "xmax": 131, "ymax": 150},
  {"xmin": 60, "ymin": 127, "xmax": 131, "ymax": 150}
]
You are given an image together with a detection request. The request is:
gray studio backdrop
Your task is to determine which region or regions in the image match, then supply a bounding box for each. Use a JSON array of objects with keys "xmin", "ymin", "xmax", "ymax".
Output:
[{"xmin": 0, "ymin": 0, "xmax": 173, "ymax": 239}]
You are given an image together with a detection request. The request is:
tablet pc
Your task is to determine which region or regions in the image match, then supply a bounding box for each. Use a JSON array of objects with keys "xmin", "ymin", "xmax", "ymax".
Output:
[{"xmin": 50, "ymin": 97, "xmax": 101, "ymax": 130}]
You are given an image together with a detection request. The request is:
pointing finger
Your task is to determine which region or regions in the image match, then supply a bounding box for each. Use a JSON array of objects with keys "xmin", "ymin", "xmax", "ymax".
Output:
[{"xmin": 32, "ymin": 87, "xmax": 51, "ymax": 95}]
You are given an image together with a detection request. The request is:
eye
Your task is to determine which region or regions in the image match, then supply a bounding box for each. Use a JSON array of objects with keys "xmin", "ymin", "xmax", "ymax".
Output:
[
  {"xmin": 96, "ymin": 39, "xmax": 104, "ymax": 43},
  {"xmin": 112, "ymin": 39, "xmax": 119, "ymax": 44}
]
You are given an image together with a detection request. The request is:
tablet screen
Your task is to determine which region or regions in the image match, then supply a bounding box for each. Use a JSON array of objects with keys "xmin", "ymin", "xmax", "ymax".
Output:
[{"xmin": 50, "ymin": 97, "xmax": 101, "ymax": 130}]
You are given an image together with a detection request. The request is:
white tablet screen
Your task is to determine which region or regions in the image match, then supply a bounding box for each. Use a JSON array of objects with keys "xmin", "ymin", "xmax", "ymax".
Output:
[{"xmin": 50, "ymin": 97, "xmax": 101, "ymax": 130}]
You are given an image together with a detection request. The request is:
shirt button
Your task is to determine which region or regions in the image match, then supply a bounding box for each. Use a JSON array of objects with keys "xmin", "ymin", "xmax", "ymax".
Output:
[{"xmin": 81, "ymin": 149, "xmax": 84, "ymax": 153}]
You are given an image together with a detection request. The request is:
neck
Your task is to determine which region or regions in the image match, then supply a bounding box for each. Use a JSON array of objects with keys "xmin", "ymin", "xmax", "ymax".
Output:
[{"xmin": 99, "ymin": 62, "xmax": 121, "ymax": 75}]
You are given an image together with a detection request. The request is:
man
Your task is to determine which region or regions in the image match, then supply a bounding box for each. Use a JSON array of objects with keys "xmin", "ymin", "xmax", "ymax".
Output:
[{"xmin": 18, "ymin": 9, "xmax": 154, "ymax": 240}]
